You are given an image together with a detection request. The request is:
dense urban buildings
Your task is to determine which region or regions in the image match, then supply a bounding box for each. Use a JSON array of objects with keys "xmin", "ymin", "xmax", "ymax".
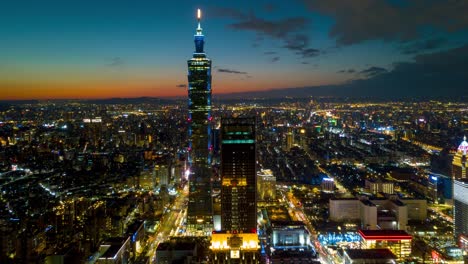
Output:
[
  {"xmin": 186, "ymin": 9, "xmax": 213, "ymax": 236},
  {"xmin": 1, "ymin": 96, "xmax": 467, "ymax": 263}
]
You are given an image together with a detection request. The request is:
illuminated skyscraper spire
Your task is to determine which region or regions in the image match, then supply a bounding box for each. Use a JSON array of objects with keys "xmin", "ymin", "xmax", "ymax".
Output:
[
  {"xmin": 187, "ymin": 8, "xmax": 213, "ymax": 235},
  {"xmin": 197, "ymin": 8, "xmax": 202, "ymax": 34},
  {"xmin": 194, "ymin": 8, "xmax": 205, "ymax": 53}
]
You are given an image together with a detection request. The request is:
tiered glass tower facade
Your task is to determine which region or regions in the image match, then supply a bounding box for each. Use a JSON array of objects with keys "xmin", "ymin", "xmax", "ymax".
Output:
[
  {"xmin": 220, "ymin": 117, "xmax": 257, "ymax": 233},
  {"xmin": 454, "ymin": 179, "xmax": 468, "ymax": 240},
  {"xmin": 187, "ymin": 9, "xmax": 213, "ymax": 235}
]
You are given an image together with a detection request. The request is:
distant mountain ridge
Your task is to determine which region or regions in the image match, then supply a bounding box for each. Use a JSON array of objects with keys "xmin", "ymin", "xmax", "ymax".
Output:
[
  {"xmin": 212, "ymin": 84, "xmax": 466, "ymax": 101},
  {"xmin": 1, "ymin": 90, "xmax": 466, "ymax": 106},
  {"xmin": 0, "ymin": 97, "xmax": 174, "ymax": 105},
  {"xmin": 84, "ymin": 97, "xmax": 173, "ymax": 105}
]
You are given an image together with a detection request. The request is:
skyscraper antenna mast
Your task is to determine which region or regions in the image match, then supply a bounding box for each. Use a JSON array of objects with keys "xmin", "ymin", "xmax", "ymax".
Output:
[{"xmin": 197, "ymin": 9, "xmax": 202, "ymax": 31}]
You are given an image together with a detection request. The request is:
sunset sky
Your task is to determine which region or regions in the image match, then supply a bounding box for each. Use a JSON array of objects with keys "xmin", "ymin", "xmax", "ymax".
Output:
[{"xmin": 2, "ymin": 0, "xmax": 468, "ymax": 99}]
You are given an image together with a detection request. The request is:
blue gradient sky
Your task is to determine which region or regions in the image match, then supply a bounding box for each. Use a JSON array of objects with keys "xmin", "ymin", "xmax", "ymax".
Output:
[{"xmin": 1, "ymin": 0, "xmax": 467, "ymax": 99}]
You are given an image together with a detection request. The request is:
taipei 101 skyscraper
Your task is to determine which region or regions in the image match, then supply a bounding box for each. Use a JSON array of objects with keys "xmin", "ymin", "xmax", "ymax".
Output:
[{"xmin": 186, "ymin": 9, "xmax": 213, "ymax": 236}]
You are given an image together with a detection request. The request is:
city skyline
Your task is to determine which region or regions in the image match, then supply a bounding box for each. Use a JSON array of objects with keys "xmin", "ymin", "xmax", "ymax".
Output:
[
  {"xmin": 1, "ymin": 3, "xmax": 468, "ymax": 263},
  {"xmin": 2, "ymin": 0, "xmax": 468, "ymax": 100}
]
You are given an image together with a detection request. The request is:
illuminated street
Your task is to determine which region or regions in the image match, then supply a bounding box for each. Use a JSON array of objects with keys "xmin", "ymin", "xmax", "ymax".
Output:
[{"xmin": 148, "ymin": 185, "xmax": 189, "ymax": 263}]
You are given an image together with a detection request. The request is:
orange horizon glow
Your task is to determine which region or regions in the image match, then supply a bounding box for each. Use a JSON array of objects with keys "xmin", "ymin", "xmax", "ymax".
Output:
[
  {"xmin": 0, "ymin": 85, "xmax": 296, "ymax": 100},
  {"xmin": 2, "ymin": 77, "xmax": 338, "ymax": 100}
]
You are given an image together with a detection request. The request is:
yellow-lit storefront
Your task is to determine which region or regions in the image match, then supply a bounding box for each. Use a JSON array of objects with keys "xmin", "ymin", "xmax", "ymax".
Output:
[
  {"xmin": 211, "ymin": 232, "xmax": 260, "ymax": 263},
  {"xmin": 358, "ymin": 230, "xmax": 412, "ymax": 261}
]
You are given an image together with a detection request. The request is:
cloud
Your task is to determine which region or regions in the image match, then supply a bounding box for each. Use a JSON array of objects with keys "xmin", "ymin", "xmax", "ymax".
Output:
[
  {"xmin": 176, "ymin": 84, "xmax": 187, "ymax": 88},
  {"xmin": 221, "ymin": 44, "xmax": 468, "ymax": 99},
  {"xmin": 359, "ymin": 66, "xmax": 387, "ymax": 77},
  {"xmin": 301, "ymin": 0, "xmax": 468, "ymax": 46},
  {"xmin": 228, "ymin": 15, "xmax": 308, "ymax": 39},
  {"xmin": 345, "ymin": 44, "xmax": 468, "ymax": 97},
  {"xmin": 218, "ymin": 68, "xmax": 248, "ymax": 74},
  {"xmin": 264, "ymin": 51, "xmax": 277, "ymax": 55},
  {"xmin": 337, "ymin": 69, "xmax": 356, "ymax": 74},
  {"xmin": 270, "ymin": 57, "xmax": 280, "ymax": 63},
  {"xmin": 107, "ymin": 57, "xmax": 125, "ymax": 67},
  {"xmin": 283, "ymin": 34, "xmax": 320, "ymax": 58},
  {"xmin": 214, "ymin": 7, "xmax": 321, "ymax": 60},
  {"xmin": 399, "ymin": 38, "xmax": 446, "ymax": 54},
  {"xmin": 300, "ymin": 48, "xmax": 321, "ymax": 58},
  {"xmin": 283, "ymin": 34, "xmax": 308, "ymax": 50}
]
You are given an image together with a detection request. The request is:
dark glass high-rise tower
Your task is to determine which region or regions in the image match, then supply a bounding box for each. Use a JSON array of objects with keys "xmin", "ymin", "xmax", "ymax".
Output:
[
  {"xmin": 187, "ymin": 9, "xmax": 213, "ymax": 235},
  {"xmin": 220, "ymin": 117, "xmax": 257, "ymax": 233}
]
